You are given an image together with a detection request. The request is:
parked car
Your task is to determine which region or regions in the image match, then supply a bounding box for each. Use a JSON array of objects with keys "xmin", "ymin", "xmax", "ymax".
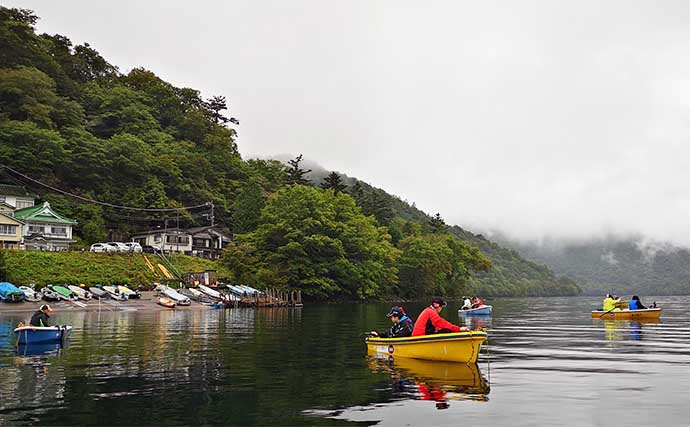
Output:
[
  {"xmin": 107, "ymin": 242, "xmax": 130, "ymax": 252},
  {"xmin": 90, "ymin": 243, "xmax": 118, "ymax": 253},
  {"xmin": 124, "ymin": 242, "xmax": 143, "ymax": 253}
]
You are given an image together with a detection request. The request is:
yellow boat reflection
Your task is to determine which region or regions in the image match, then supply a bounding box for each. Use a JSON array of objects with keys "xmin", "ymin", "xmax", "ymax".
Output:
[{"xmin": 368, "ymin": 356, "xmax": 490, "ymax": 400}]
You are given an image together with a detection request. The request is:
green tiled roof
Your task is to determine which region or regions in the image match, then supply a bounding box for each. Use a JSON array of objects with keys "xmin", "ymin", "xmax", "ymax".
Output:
[
  {"xmin": 14, "ymin": 202, "xmax": 77, "ymax": 225},
  {"xmin": 0, "ymin": 184, "xmax": 37, "ymax": 198}
]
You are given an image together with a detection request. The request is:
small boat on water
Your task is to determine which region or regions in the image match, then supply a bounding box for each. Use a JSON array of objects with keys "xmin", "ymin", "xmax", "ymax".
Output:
[
  {"xmin": 156, "ymin": 285, "xmax": 191, "ymax": 306},
  {"xmin": 592, "ymin": 308, "xmax": 661, "ymax": 320},
  {"xmin": 118, "ymin": 285, "xmax": 141, "ymax": 299},
  {"xmin": 19, "ymin": 286, "xmax": 42, "ymax": 302},
  {"xmin": 157, "ymin": 297, "xmax": 176, "ymax": 308},
  {"xmin": 50, "ymin": 285, "xmax": 78, "ymax": 301},
  {"xmin": 458, "ymin": 305, "xmax": 493, "ymax": 316},
  {"xmin": 89, "ymin": 286, "xmax": 108, "ymax": 299},
  {"xmin": 41, "ymin": 287, "xmax": 61, "ymax": 301},
  {"xmin": 14, "ymin": 324, "xmax": 72, "ymax": 345},
  {"xmin": 67, "ymin": 285, "xmax": 92, "ymax": 301},
  {"xmin": 102, "ymin": 285, "xmax": 128, "ymax": 301},
  {"xmin": 0, "ymin": 282, "xmax": 25, "ymax": 303},
  {"xmin": 365, "ymin": 331, "xmax": 488, "ymax": 363}
]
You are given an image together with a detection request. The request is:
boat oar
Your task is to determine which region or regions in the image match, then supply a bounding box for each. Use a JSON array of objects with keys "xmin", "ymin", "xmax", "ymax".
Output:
[{"xmin": 599, "ymin": 307, "xmax": 618, "ymax": 318}]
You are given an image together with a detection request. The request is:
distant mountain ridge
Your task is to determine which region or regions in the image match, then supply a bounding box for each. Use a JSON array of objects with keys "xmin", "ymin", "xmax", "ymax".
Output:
[{"xmin": 495, "ymin": 235, "xmax": 690, "ymax": 295}]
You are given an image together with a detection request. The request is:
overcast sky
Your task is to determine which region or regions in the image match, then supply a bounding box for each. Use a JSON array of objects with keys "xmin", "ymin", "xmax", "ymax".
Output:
[{"xmin": 8, "ymin": 0, "xmax": 690, "ymax": 246}]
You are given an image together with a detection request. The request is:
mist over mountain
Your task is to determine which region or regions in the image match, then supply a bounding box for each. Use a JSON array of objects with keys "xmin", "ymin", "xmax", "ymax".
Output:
[{"xmin": 494, "ymin": 233, "xmax": 690, "ymax": 295}]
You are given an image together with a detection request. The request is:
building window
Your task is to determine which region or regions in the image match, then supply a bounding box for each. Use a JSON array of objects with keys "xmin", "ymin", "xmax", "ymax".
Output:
[
  {"xmin": 28, "ymin": 225, "xmax": 44, "ymax": 234},
  {"xmin": 0, "ymin": 224, "xmax": 17, "ymax": 235},
  {"xmin": 51, "ymin": 226, "xmax": 67, "ymax": 236},
  {"xmin": 166, "ymin": 235, "xmax": 189, "ymax": 245},
  {"xmin": 15, "ymin": 200, "xmax": 34, "ymax": 209}
]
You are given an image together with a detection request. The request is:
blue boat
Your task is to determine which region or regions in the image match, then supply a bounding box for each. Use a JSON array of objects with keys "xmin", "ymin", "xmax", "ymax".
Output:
[
  {"xmin": 14, "ymin": 325, "xmax": 72, "ymax": 345},
  {"xmin": 458, "ymin": 305, "xmax": 493, "ymax": 316},
  {"xmin": 0, "ymin": 282, "xmax": 25, "ymax": 302}
]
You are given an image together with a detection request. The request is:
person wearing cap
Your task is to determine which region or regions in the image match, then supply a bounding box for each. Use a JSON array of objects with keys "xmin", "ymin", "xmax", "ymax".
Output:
[
  {"xmin": 30, "ymin": 304, "xmax": 52, "ymax": 327},
  {"xmin": 471, "ymin": 296, "xmax": 484, "ymax": 309},
  {"xmin": 369, "ymin": 306, "xmax": 414, "ymax": 338},
  {"xmin": 412, "ymin": 297, "xmax": 468, "ymax": 336}
]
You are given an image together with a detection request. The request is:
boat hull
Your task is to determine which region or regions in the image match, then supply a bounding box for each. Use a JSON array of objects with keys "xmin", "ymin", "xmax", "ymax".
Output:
[
  {"xmin": 14, "ymin": 325, "xmax": 72, "ymax": 345},
  {"xmin": 157, "ymin": 297, "xmax": 176, "ymax": 308},
  {"xmin": 591, "ymin": 308, "xmax": 661, "ymax": 320},
  {"xmin": 366, "ymin": 331, "xmax": 487, "ymax": 363},
  {"xmin": 458, "ymin": 305, "xmax": 492, "ymax": 316}
]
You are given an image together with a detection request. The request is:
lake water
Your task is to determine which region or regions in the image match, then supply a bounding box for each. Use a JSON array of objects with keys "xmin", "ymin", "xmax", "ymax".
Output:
[{"xmin": 1, "ymin": 296, "xmax": 690, "ymax": 426}]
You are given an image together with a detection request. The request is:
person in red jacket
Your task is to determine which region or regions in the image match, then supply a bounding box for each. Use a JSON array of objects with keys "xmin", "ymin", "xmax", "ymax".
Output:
[{"xmin": 412, "ymin": 297, "xmax": 468, "ymax": 336}]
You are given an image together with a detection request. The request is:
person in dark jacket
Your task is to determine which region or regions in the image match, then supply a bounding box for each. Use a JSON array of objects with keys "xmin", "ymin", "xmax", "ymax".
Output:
[
  {"xmin": 369, "ymin": 306, "xmax": 414, "ymax": 338},
  {"xmin": 30, "ymin": 304, "xmax": 52, "ymax": 327},
  {"xmin": 628, "ymin": 295, "xmax": 647, "ymax": 310}
]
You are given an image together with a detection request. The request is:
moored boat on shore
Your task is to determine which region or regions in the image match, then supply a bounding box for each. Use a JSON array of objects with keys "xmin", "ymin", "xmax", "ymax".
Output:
[
  {"xmin": 155, "ymin": 285, "xmax": 191, "ymax": 306},
  {"xmin": 0, "ymin": 282, "xmax": 25, "ymax": 303},
  {"xmin": 118, "ymin": 285, "xmax": 141, "ymax": 299},
  {"xmin": 157, "ymin": 297, "xmax": 176, "ymax": 308},
  {"xmin": 89, "ymin": 286, "xmax": 108, "ymax": 299},
  {"xmin": 19, "ymin": 286, "xmax": 42, "ymax": 302},
  {"xmin": 591, "ymin": 308, "xmax": 661, "ymax": 320},
  {"xmin": 67, "ymin": 285, "xmax": 92, "ymax": 301},
  {"xmin": 50, "ymin": 285, "xmax": 78, "ymax": 301},
  {"xmin": 103, "ymin": 285, "xmax": 128, "ymax": 301},
  {"xmin": 365, "ymin": 331, "xmax": 488, "ymax": 363},
  {"xmin": 41, "ymin": 286, "xmax": 60, "ymax": 301}
]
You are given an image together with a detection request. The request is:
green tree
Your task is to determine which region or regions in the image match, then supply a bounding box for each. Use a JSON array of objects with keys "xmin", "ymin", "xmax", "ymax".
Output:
[
  {"xmin": 429, "ymin": 212, "xmax": 447, "ymax": 233},
  {"xmin": 321, "ymin": 171, "xmax": 346, "ymax": 194},
  {"xmin": 285, "ymin": 154, "xmax": 311, "ymax": 186},
  {"xmin": 0, "ymin": 67, "xmax": 58, "ymax": 127},
  {"xmin": 231, "ymin": 181, "xmax": 265, "ymax": 234},
  {"xmin": 227, "ymin": 185, "xmax": 399, "ymax": 299},
  {"xmin": 0, "ymin": 249, "xmax": 7, "ymax": 281}
]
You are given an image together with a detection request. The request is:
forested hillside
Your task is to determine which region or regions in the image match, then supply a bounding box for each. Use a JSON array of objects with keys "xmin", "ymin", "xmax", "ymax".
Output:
[
  {"xmin": 0, "ymin": 6, "xmax": 579, "ymax": 299},
  {"xmin": 502, "ymin": 236, "xmax": 690, "ymax": 295}
]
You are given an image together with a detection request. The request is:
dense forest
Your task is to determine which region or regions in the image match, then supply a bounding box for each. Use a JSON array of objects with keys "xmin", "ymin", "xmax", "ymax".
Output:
[
  {"xmin": 0, "ymin": 7, "xmax": 580, "ymax": 300},
  {"xmin": 501, "ymin": 235, "xmax": 690, "ymax": 295}
]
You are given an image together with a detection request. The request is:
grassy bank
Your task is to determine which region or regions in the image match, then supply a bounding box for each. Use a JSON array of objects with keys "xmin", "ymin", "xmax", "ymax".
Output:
[{"xmin": 2, "ymin": 250, "xmax": 229, "ymax": 286}]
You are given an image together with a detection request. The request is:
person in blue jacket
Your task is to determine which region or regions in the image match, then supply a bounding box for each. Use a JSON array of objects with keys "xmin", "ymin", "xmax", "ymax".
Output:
[{"xmin": 629, "ymin": 295, "xmax": 647, "ymax": 310}]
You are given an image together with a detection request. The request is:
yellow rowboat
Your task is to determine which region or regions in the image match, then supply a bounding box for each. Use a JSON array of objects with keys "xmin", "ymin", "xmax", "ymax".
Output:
[
  {"xmin": 365, "ymin": 331, "xmax": 487, "ymax": 363},
  {"xmin": 591, "ymin": 308, "xmax": 661, "ymax": 320}
]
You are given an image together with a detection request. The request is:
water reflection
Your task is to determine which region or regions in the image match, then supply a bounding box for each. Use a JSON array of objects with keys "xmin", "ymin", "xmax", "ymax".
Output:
[
  {"xmin": 597, "ymin": 319, "xmax": 661, "ymax": 347},
  {"xmin": 367, "ymin": 356, "xmax": 490, "ymax": 405}
]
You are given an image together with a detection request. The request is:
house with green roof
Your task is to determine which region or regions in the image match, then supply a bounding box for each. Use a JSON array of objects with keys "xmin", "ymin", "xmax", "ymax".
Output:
[{"xmin": 14, "ymin": 201, "xmax": 77, "ymax": 251}]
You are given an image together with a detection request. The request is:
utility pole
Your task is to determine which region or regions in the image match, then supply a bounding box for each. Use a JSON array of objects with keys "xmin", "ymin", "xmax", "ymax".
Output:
[{"xmin": 209, "ymin": 201, "xmax": 215, "ymax": 227}]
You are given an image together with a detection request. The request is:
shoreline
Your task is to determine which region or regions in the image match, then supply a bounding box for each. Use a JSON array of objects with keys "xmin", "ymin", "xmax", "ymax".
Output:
[{"xmin": 0, "ymin": 291, "xmax": 216, "ymax": 314}]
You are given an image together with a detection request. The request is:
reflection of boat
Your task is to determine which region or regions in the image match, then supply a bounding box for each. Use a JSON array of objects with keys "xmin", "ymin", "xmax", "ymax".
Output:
[
  {"xmin": 0, "ymin": 282, "xmax": 25, "ymax": 302},
  {"xmin": 366, "ymin": 331, "xmax": 487, "ymax": 363},
  {"xmin": 458, "ymin": 305, "xmax": 492, "ymax": 316},
  {"xmin": 118, "ymin": 285, "xmax": 141, "ymax": 299},
  {"xmin": 14, "ymin": 325, "xmax": 72, "ymax": 344},
  {"xmin": 67, "ymin": 285, "xmax": 92, "ymax": 300},
  {"xmin": 591, "ymin": 308, "xmax": 661, "ymax": 320},
  {"xmin": 157, "ymin": 297, "xmax": 176, "ymax": 308},
  {"xmin": 369, "ymin": 356, "xmax": 490, "ymax": 396},
  {"xmin": 16, "ymin": 342, "xmax": 64, "ymax": 357},
  {"xmin": 19, "ymin": 285, "xmax": 42, "ymax": 302}
]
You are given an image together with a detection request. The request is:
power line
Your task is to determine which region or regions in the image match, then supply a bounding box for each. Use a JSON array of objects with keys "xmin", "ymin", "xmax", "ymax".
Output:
[{"xmin": 0, "ymin": 164, "xmax": 210, "ymax": 213}]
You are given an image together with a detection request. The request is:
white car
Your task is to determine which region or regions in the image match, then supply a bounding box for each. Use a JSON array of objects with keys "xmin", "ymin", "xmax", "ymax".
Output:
[
  {"xmin": 107, "ymin": 242, "xmax": 130, "ymax": 252},
  {"xmin": 90, "ymin": 243, "xmax": 118, "ymax": 253},
  {"xmin": 124, "ymin": 242, "xmax": 143, "ymax": 253}
]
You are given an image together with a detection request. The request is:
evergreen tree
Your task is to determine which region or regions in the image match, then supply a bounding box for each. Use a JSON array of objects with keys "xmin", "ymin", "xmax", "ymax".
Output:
[
  {"xmin": 203, "ymin": 95, "xmax": 239, "ymax": 125},
  {"xmin": 321, "ymin": 171, "xmax": 346, "ymax": 194},
  {"xmin": 285, "ymin": 154, "xmax": 311, "ymax": 185},
  {"xmin": 430, "ymin": 212, "xmax": 447, "ymax": 233}
]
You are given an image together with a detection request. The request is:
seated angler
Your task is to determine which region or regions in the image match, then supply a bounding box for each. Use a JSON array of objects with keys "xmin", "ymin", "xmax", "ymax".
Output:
[
  {"xmin": 471, "ymin": 296, "xmax": 484, "ymax": 309},
  {"xmin": 369, "ymin": 306, "xmax": 414, "ymax": 338},
  {"xmin": 29, "ymin": 304, "xmax": 52, "ymax": 327},
  {"xmin": 628, "ymin": 295, "xmax": 647, "ymax": 310},
  {"xmin": 412, "ymin": 297, "xmax": 469, "ymax": 336}
]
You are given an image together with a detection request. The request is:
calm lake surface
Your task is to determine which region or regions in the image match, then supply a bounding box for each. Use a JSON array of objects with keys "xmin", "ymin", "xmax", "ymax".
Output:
[{"xmin": 1, "ymin": 296, "xmax": 690, "ymax": 426}]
